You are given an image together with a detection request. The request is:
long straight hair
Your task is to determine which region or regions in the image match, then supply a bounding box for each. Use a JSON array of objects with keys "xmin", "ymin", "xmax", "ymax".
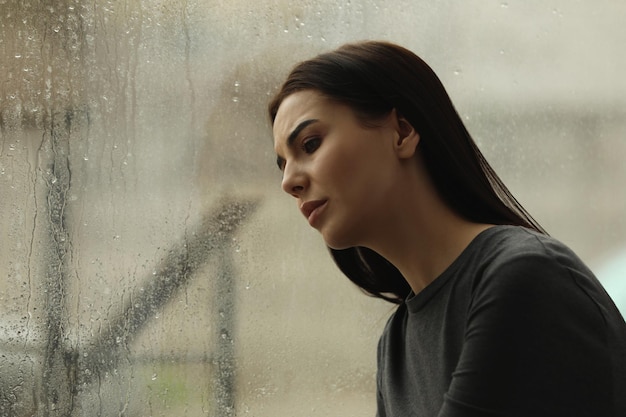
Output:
[{"xmin": 269, "ymin": 41, "xmax": 545, "ymax": 304}]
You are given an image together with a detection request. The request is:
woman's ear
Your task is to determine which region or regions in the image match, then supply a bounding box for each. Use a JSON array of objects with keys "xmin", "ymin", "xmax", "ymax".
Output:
[{"xmin": 393, "ymin": 111, "xmax": 420, "ymax": 159}]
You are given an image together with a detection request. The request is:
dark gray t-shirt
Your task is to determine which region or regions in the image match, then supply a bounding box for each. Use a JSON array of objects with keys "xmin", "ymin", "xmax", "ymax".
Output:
[{"xmin": 376, "ymin": 226, "xmax": 626, "ymax": 417}]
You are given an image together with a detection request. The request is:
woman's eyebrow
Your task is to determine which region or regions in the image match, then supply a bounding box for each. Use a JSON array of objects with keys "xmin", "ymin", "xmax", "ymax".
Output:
[
  {"xmin": 276, "ymin": 119, "xmax": 320, "ymax": 171},
  {"xmin": 286, "ymin": 119, "xmax": 319, "ymax": 147}
]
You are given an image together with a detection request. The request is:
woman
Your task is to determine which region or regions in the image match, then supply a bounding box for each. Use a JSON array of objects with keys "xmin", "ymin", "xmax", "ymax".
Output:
[{"xmin": 268, "ymin": 41, "xmax": 626, "ymax": 417}]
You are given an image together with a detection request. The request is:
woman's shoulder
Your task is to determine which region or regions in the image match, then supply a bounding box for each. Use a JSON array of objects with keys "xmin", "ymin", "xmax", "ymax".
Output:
[
  {"xmin": 473, "ymin": 224, "xmax": 567, "ymax": 253},
  {"xmin": 469, "ymin": 225, "xmax": 625, "ymax": 327},
  {"xmin": 469, "ymin": 225, "xmax": 589, "ymax": 275}
]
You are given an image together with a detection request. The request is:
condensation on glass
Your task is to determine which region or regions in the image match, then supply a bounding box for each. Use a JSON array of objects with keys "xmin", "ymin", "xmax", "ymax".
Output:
[{"xmin": 1, "ymin": 0, "xmax": 625, "ymax": 416}]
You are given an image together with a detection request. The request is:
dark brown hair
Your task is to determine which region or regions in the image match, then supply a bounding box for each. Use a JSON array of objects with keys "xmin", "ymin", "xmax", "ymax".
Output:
[{"xmin": 269, "ymin": 41, "xmax": 545, "ymax": 304}]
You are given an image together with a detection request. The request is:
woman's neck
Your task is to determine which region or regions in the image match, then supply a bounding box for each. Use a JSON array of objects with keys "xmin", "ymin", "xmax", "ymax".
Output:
[
  {"xmin": 383, "ymin": 217, "xmax": 492, "ymax": 295},
  {"xmin": 363, "ymin": 160, "xmax": 493, "ymax": 295}
]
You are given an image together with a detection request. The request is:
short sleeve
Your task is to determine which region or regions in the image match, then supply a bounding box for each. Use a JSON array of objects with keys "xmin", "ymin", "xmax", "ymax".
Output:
[{"xmin": 439, "ymin": 252, "xmax": 614, "ymax": 417}]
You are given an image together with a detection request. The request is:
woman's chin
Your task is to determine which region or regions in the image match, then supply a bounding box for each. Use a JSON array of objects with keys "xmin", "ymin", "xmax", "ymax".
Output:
[
  {"xmin": 321, "ymin": 231, "xmax": 357, "ymax": 251},
  {"xmin": 325, "ymin": 242, "xmax": 352, "ymax": 250}
]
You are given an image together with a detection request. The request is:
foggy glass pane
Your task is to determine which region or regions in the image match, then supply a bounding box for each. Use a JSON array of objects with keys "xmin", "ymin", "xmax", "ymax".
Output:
[{"xmin": 1, "ymin": 0, "xmax": 625, "ymax": 416}]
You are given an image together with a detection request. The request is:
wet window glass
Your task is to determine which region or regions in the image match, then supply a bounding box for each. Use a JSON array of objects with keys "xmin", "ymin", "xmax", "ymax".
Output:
[{"xmin": 1, "ymin": 1, "xmax": 625, "ymax": 415}]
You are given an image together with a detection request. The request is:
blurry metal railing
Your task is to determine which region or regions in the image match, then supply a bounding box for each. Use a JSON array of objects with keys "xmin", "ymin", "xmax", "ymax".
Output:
[
  {"xmin": 1, "ymin": 110, "xmax": 260, "ymax": 417},
  {"xmin": 41, "ymin": 191, "xmax": 259, "ymax": 417}
]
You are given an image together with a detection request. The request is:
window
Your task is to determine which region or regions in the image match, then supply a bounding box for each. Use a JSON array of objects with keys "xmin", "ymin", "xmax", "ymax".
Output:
[{"xmin": 1, "ymin": 1, "xmax": 624, "ymax": 415}]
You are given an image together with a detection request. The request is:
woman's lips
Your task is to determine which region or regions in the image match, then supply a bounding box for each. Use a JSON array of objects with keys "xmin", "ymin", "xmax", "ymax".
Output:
[{"xmin": 300, "ymin": 199, "xmax": 328, "ymax": 226}]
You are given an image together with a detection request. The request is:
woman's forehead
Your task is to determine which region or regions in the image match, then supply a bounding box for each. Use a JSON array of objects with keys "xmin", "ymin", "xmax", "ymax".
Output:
[
  {"xmin": 273, "ymin": 91, "xmax": 331, "ymax": 139},
  {"xmin": 275, "ymin": 90, "xmax": 328, "ymax": 119}
]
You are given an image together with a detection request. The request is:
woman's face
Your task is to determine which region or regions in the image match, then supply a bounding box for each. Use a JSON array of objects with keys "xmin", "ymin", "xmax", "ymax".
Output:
[{"xmin": 273, "ymin": 90, "xmax": 410, "ymax": 249}]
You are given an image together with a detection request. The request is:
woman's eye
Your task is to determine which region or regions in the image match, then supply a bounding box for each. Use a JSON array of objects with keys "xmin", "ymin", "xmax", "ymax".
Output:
[{"xmin": 302, "ymin": 137, "xmax": 321, "ymax": 154}]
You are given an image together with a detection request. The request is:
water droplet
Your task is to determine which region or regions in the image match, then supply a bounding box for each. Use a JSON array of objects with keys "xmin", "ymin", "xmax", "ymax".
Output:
[
  {"xmin": 14, "ymin": 53, "xmax": 22, "ymax": 58},
  {"xmin": 500, "ymin": 2, "xmax": 509, "ymax": 7},
  {"xmin": 232, "ymin": 96, "xmax": 239, "ymax": 103},
  {"xmin": 151, "ymin": 373, "xmax": 158, "ymax": 380}
]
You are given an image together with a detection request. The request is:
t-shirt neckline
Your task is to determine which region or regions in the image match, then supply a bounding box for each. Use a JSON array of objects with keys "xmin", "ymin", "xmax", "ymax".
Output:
[{"xmin": 404, "ymin": 225, "xmax": 510, "ymax": 314}]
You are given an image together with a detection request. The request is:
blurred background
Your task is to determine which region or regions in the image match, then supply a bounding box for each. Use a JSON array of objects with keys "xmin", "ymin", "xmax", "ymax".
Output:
[{"xmin": 1, "ymin": 0, "xmax": 625, "ymax": 416}]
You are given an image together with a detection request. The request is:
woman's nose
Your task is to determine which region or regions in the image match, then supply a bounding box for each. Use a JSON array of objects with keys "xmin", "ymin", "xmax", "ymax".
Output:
[{"xmin": 281, "ymin": 162, "xmax": 307, "ymax": 197}]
